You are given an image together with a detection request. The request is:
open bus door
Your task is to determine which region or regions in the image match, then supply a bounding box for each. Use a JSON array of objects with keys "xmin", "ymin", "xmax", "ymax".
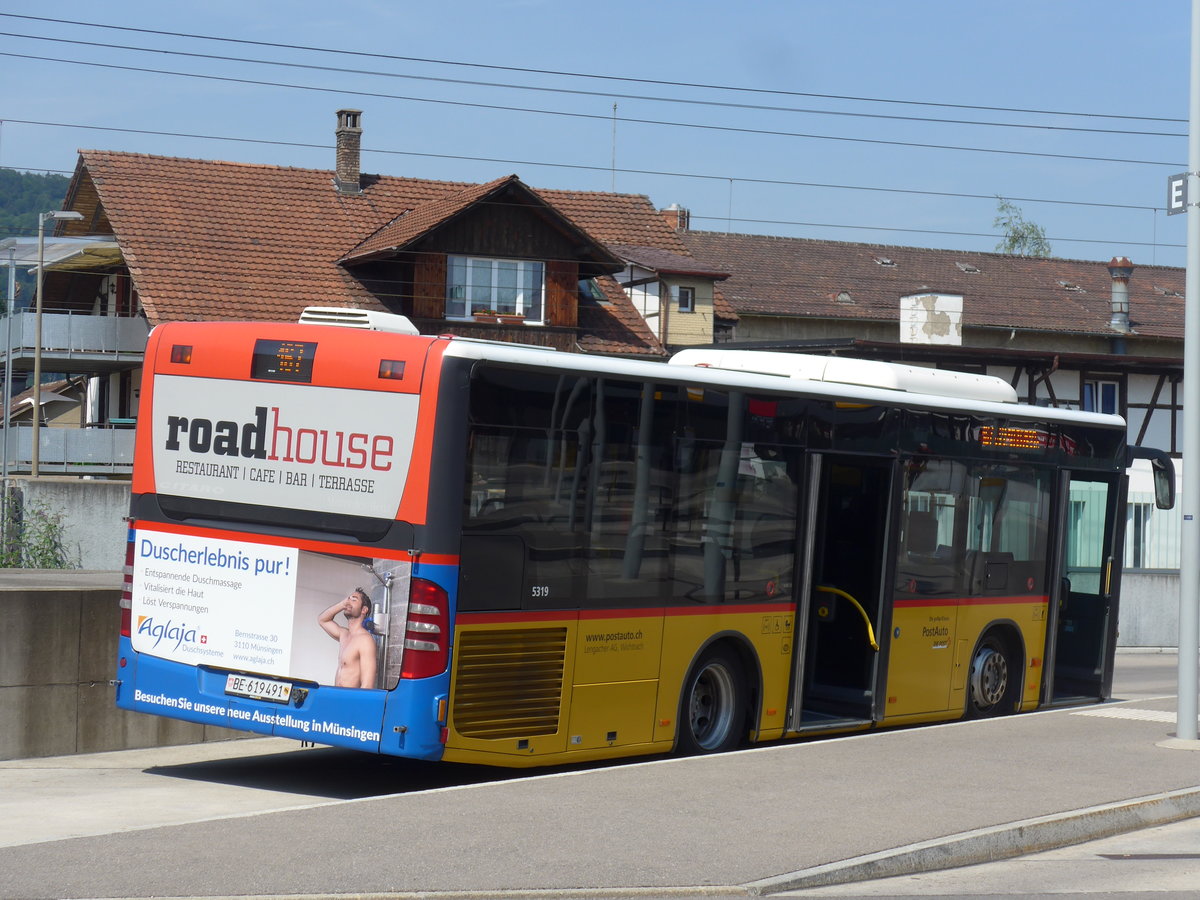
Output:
[
  {"xmin": 1044, "ymin": 472, "xmax": 1127, "ymax": 705},
  {"xmin": 788, "ymin": 455, "xmax": 893, "ymax": 731}
]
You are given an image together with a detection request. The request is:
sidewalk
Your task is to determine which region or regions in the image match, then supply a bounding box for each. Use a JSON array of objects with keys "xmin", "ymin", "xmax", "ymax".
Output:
[{"xmin": 0, "ymin": 663, "xmax": 1197, "ymax": 899}]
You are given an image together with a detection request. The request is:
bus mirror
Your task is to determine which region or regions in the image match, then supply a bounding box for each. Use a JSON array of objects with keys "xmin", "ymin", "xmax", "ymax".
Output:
[
  {"xmin": 1151, "ymin": 456, "xmax": 1175, "ymax": 510},
  {"xmin": 1128, "ymin": 446, "xmax": 1175, "ymax": 510}
]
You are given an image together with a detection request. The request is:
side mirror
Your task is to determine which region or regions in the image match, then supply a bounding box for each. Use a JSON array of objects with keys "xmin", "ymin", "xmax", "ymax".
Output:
[{"xmin": 1127, "ymin": 446, "xmax": 1176, "ymax": 510}]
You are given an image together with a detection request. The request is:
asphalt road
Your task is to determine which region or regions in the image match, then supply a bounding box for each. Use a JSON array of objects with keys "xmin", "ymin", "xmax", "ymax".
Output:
[{"xmin": 0, "ymin": 649, "xmax": 1194, "ymax": 900}]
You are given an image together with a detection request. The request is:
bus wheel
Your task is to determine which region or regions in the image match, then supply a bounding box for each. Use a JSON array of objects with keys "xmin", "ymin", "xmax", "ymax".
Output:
[
  {"xmin": 967, "ymin": 633, "xmax": 1015, "ymax": 718},
  {"xmin": 678, "ymin": 649, "xmax": 747, "ymax": 754}
]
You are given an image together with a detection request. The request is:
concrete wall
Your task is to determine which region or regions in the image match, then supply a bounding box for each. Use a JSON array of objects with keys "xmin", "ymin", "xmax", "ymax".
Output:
[
  {"xmin": 1118, "ymin": 572, "xmax": 1180, "ymax": 648},
  {"xmin": 6, "ymin": 476, "xmax": 130, "ymax": 570},
  {"xmin": 0, "ymin": 574, "xmax": 242, "ymax": 761}
]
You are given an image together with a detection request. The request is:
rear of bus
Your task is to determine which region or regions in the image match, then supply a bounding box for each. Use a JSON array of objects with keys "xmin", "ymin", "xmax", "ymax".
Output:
[{"xmin": 116, "ymin": 320, "xmax": 459, "ymax": 759}]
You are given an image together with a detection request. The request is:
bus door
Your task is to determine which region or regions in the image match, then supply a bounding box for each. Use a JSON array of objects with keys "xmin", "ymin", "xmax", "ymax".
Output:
[
  {"xmin": 1044, "ymin": 472, "xmax": 1126, "ymax": 704},
  {"xmin": 789, "ymin": 455, "xmax": 893, "ymax": 730}
]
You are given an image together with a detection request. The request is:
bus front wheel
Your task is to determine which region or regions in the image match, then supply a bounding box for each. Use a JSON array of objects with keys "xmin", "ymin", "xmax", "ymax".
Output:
[
  {"xmin": 678, "ymin": 648, "xmax": 747, "ymax": 754},
  {"xmin": 967, "ymin": 633, "xmax": 1017, "ymax": 718}
]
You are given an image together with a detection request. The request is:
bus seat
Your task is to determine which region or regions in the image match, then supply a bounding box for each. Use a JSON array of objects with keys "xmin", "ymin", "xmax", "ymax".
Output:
[{"xmin": 905, "ymin": 510, "xmax": 939, "ymax": 557}]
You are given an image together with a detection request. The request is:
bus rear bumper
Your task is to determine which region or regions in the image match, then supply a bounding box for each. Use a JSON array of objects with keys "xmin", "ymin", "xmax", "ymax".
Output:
[{"xmin": 115, "ymin": 637, "xmax": 445, "ymax": 760}]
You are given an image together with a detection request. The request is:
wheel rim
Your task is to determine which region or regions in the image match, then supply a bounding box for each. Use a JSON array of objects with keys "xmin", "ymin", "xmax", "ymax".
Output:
[
  {"xmin": 970, "ymin": 644, "xmax": 1009, "ymax": 710},
  {"xmin": 689, "ymin": 661, "xmax": 736, "ymax": 751}
]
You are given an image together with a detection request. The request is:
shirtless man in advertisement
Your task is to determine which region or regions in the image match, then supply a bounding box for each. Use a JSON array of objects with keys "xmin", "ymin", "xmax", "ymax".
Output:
[{"xmin": 317, "ymin": 588, "xmax": 378, "ymax": 688}]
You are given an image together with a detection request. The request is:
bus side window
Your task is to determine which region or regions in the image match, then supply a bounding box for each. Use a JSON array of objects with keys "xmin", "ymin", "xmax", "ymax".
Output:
[{"xmin": 897, "ymin": 459, "xmax": 968, "ymax": 597}]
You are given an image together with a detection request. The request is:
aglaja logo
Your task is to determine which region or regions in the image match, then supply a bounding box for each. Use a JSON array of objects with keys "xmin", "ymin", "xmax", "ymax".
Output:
[{"xmin": 136, "ymin": 615, "xmax": 206, "ymax": 652}]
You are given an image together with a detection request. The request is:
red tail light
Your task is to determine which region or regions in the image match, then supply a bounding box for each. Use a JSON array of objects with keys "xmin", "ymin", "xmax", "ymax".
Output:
[
  {"xmin": 401, "ymin": 577, "xmax": 449, "ymax": 679},
  {"xmin": 120, "ymin": 533, "xmax": 135, "ymax": 637}
]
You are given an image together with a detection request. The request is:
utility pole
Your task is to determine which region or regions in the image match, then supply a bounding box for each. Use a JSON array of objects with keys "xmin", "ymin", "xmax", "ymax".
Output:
[{"xmin": 1179, "ymin": 0, "xmax": 1200, "ymax": 741}]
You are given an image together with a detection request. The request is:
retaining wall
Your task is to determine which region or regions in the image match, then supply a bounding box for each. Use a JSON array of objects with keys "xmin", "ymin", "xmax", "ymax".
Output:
[{"xmin": 0, "ymin": 573, "xmax": 241, "ymax": 761}]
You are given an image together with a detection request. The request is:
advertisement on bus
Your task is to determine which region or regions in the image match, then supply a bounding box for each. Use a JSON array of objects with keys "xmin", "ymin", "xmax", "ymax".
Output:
[
  {"xmin": 130, "ymin": 528, "xmax": 410, "ymax": 689},
  {"xmin": 150, "ymin": 374, "xmax": 419, "ymax": 520}
]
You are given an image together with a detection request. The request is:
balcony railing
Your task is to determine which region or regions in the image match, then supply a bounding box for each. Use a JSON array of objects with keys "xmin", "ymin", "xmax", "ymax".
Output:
[
  {"xmin": 0, "ymin": 311, "xmax": 148, "ymax": 366},
  {"xmin": 0, "ymin": 425, "xmax": 134, "ymax": 475}
]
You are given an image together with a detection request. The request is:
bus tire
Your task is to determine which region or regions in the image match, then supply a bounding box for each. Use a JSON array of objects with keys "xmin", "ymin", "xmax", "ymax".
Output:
[
  {"xmin": 677, "ymin": 647, "xmax": 747, "ymax": 754},
  {"xmin": 966, "ymin": 631, "xmax": 1019, "ymax": 718}
]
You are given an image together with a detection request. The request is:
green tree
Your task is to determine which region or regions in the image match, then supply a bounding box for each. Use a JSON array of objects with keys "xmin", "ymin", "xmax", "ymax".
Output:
[
  {"xmin": 0, "ymin": 169, "xmax": 73, "ymax": 309},
  {"xmin": 993, "ymin": 197, "xmax": 1052, "ymax": 257}
]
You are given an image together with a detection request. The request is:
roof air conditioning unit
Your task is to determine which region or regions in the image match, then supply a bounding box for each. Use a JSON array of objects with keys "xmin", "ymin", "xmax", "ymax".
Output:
[{"xmin": 298, "ymin": 307, "xmax": 419, "ymax": 335}]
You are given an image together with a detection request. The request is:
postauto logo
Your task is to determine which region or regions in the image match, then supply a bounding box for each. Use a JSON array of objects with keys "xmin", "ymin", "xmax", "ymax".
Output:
[{"xmin": 136, "ymin": 615, "xmax": 207, "ymax": 652}]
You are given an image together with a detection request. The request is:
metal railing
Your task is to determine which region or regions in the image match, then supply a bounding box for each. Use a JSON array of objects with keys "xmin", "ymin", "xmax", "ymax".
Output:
[
  {"xmin": 0, "ymin": 311, "xmax": 148, "ymax": 360},
  {"xmin": 1, "ymin": 425, "xmax": 134, "ymax": 475},
  {"xmin": 1126, "ymin": 492, "xmax": 1181, "ymax": 571}
]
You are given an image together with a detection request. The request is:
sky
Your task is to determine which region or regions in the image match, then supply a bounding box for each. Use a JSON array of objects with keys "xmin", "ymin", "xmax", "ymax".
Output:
[{"xmin": 0, "ymin": 0, "xmax": 1193, "ymax": 267}]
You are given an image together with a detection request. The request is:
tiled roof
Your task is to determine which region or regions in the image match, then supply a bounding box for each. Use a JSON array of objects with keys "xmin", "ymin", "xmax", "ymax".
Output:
[
  {"xmin": 344, "ymin": 175, "xmax": 519, "ymax": 262},
  {"xmin": 608, "ymin": 244, "xmax": 729, "ymax": 279},
  {"xmin": 576, "ymin": 275, "xmax": 665, "ymax": 357},
  {"xmin": 69, "ymin": 151, "xmax": 681, "ymax": 355},
  {"xmin": 680, "ymin": 231, "xmax": 1185, "ymax": 341}
]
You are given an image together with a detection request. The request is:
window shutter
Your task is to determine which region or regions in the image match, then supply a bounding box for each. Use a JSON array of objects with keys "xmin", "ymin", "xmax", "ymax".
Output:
[
  {"xmin": 413, "ymin": 253, "xmax": 447, "ymax": 319},
  {"xmin": 546, "ymin": 260, "xmax": 578, "ymax": 328}
]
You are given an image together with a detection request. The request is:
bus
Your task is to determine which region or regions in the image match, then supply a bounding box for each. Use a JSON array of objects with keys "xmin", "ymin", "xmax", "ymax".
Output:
[{"xmin": 116, "ymin": 309, "xmax": 1174, "ymax": 766}]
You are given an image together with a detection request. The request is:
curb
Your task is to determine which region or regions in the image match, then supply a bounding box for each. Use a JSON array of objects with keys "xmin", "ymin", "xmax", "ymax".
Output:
[{"xmin": 744, "ymin": 785, "xmax": 1200, "ymax": 895}]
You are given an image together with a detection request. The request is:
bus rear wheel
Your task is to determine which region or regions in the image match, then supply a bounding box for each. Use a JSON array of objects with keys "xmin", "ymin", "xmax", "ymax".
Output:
[
  {"xmin": 967, "ymin": 633, "xmax": 1016, "ymax": 718},
  {"xmin": 678, "ymin": 649, "xmax": 747, "ymax": 754}
]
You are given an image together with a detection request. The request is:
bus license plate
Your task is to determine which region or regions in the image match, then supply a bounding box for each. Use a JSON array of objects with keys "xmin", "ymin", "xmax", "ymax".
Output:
[{"xmin": 225, "ymin": 674, "xmax": 292, "ymax": 704}]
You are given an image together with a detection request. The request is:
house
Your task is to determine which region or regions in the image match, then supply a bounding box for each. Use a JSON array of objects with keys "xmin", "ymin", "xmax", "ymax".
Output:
[
  {"xmin": 677, "ymin": 226, "xmax": 1185, "ymax": 460},
  {"xmin": 24, "ymin": 110, "xmax": 751, "ymax": 481}
]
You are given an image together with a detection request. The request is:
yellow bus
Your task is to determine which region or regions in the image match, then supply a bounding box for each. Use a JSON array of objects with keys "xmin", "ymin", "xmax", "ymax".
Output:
[{"xmin": 117, "ymin": 314, "xmax": 1172, "ymax": 765}]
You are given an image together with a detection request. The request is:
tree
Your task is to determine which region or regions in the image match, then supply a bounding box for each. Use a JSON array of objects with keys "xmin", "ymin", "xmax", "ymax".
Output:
[{"xmin": 993, "ymin": 197, "xmax": 1052, "ymax": 257}]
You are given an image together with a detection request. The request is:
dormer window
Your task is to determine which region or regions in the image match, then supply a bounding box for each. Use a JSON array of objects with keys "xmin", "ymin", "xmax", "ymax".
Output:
[
  {"xmin": 956, "ymin": 262, "xmax": 981, "ymax": 274},
  {"xmin": 447, "ymin": 256, "xmax": 544, "ymax": 323},
  {"xmin": 1057, "ymin": 280, "xmax": 1085, "ymax": 293},
  {"xmin": 873, "ymin": 256, "xmax": 896, "ymax": 267}
]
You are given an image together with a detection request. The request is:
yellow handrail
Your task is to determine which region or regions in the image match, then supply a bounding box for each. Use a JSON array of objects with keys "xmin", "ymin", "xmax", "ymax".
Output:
[{"xmin": 816, "ymin": 585, "xmax": 879, "ymax": 651}]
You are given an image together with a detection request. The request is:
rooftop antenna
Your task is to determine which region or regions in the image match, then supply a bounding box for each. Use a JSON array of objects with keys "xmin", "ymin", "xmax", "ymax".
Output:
[{"xmin": 611, "ymin": 102, "xmax": 617, "ymax": 192}]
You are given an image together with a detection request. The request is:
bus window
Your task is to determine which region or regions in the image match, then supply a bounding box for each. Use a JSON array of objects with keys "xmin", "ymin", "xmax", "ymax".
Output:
[
  {"xmin": 967, "ymin": 465, "xmax": 1050, "ymax": 595},
  {"xmin": 585, "ymin": 378, "xmax": 674, "ymax": 604},
  {"xmin": 461, "ymin": 369, "xmax": 593, "ymax": 611},
  {"xmin": 897, "ymin": 458, "xmax": 969, "ymax": 597}
]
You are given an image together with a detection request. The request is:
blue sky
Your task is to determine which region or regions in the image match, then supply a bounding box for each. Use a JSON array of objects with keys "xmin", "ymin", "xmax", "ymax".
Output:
[{"xmin": 0, "ymin": 1, "xmax": 1191, "ymax": 266}]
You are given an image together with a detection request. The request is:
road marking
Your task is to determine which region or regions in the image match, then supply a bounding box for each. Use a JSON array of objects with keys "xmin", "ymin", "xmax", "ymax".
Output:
[{"xmin": 1072, "ymin": 707, "xmax": 1188, "ymax": 723}]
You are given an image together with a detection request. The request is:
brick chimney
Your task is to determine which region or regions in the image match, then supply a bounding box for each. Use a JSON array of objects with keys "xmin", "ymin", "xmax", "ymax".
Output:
[
  {"xmin": 661, "ymin": 203, "xmax": 690, "ymax": 231},
  {"xmin": 334, "ymin": 109, "xmax": 363, "ymax": 195}
]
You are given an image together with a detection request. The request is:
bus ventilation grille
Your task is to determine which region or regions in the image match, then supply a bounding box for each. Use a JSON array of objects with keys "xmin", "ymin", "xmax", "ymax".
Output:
[{"xmin": 452, "ymin": 628, "xmax": 567, "ymax": 739}]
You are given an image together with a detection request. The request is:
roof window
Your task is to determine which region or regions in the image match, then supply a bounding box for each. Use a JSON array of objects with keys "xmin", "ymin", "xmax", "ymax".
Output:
[
  {"xmin": 873, "ymin": 256, "xmax": 896, "ymax": 267},
  {"xmin": 956, "ymin": 262, "xmax": 981, "ymax": 274},
  {"xmin": 1154, "ymin": 285, "xmax": 1185, "ymax": 299},
  {"xmin": 1057, "ymin": 280, "xmax": 1086, "ymax": 293}
]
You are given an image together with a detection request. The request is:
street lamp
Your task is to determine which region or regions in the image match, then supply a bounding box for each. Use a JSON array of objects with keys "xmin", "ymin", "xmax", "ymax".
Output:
[{"xmin": 33, "ymin": 210, "xmax": 84, "ymax": 477}]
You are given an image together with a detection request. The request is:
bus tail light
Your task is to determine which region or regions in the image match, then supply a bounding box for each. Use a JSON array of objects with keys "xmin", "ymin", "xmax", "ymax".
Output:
[
  {"xmin": 401, "ymin": 578, "xmax": 449, "ymax": 679},
  {"xmin": 120, "ymin": 532, "xmax": 135, "ymax": 637}
]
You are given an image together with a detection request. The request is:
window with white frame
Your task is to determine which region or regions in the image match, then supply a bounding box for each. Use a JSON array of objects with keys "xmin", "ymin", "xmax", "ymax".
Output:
[
  {"xmin": 673, "ymin": 285, "xmax": 695, "ymax": 313},
  {"xmin": 1082, "ymin": 378, "xmax": 1119, "ymax": 415},
  {"xmin": 446, "ymin": 256, "xmax": 545, "ymax": 322}
]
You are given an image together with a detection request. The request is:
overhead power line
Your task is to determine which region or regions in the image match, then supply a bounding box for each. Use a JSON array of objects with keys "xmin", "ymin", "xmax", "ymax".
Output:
[
  {"xmin": 0, "ymin": 30, "xmax": 1185, "ymax": 139},
  {"xmin": 0, "ymin": 12, "xmax": 1185, "ymax": 124},
  {"xmin": 0, "ymin": 122, "xmax": 1169, "ymax": 213},
  {"xmin": 686, "ymin": 215, "xmax": 1184, "ymax": 250},
  {"xmin": 0, "ymin": 53, "xmax": 1186, "ymax": 169}
]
